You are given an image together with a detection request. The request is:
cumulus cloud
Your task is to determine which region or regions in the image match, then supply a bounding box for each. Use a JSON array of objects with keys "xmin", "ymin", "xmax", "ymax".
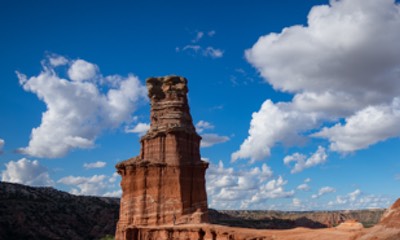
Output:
[
  {"xmin": 328, "ymin": 189, "xmax": 392, "ymax": 209},
  {"xmin": 68, "ymin": 59, "xmax": 98, "ymax": 82},
  {"xmin": 232, "ymin": 100, "xmax": 319, "ymax": 162},
  {"xmin": 284, "ymin": 146, "xmax": 327, "ymax": 173},
  {"xmin": 125, "ymin": 122, "xmax": 150, "ymax": 136},
  {"xmin": 201, "ymin": 134, "xmax": 230, "ymax": 147},
  {"xmin": 313, "ymin": 99, "xmax": 400, "ymax": 152},
  {"xmin": 311, "ymin": 186, "xmax": 336, "ymax": 199},
  {"xmin": 58, "ymin": 173, "xmax": 120, "ymax": 196},
  {"xmin": 206, "ymin": 160, "xmax": 294, "ymax": 209},
  {"xmin": 0, "ymin": 138, "xmax": 4, "ymax": 153},
  {"xmin": 1, "ymin": 158, "xmax": 54, "ymax": 186},
  {"xmin": 83, "ymin": 161, "xmax": 106, "ymax": 169},
  {"xmin": 17, "ymin": 55, "xmax": 147, "ymax": 158},
  {"xmin": 234, "ymin": 0, "xmax": 400, "ymax": 162}
]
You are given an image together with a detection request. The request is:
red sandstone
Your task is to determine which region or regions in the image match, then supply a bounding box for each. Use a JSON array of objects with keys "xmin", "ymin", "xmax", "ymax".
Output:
[{"xmin": 115, "ymin": 76, "xmax": 208, "ymax": 240}]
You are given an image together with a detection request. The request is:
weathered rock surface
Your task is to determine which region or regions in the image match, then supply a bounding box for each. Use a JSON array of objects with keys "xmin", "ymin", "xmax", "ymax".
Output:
[
  {"xmin": 209, "ymin": 209, "xmax": 385, "ymax": 229},
  {"xmin": 115, "ymin": 76, "xmax": 209, "ymax": 239},
  {"xmin": 336, "ymin": 220, "xmax": 364, "ymax": 230},
  {"xmin": 0, "ymin": 181, "xmax": 119, "ymax": 240},
  {"xmin": 358, "ymin": 198, "xmax": 400, "ymax": 240}
]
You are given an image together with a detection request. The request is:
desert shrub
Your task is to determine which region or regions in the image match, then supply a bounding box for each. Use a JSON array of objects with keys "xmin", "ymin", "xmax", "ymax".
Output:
[{"xmin": 100, "ymin": 235, "xmax": 115, "ymax": 240}]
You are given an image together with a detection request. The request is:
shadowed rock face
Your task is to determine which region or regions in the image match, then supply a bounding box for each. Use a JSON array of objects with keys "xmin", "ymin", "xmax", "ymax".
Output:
[
  {"xmin": 0, "ymin": 182, "xmax": 119, "ymax": 240},
  {"xmin": 115, "ymin": 76, "xmax": 209, "ymax": 240}
]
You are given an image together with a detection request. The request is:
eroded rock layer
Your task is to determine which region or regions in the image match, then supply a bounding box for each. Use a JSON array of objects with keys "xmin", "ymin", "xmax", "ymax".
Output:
[{"xmin": 115, "ymin": 76, "xmax": 209, "ymax": 240}]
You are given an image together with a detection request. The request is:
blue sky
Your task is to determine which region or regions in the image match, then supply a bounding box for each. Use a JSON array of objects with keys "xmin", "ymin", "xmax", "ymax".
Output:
[{"xmin": 1, "ymin": 0, "xmax": 400, "ymax": 210}]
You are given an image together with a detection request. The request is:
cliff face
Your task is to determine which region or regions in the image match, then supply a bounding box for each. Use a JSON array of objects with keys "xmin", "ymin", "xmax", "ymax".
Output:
[
  {"xmin": 115, "ymin": 76, "xmax": 209, "ymax": 239},
  {"xmin": 209, "ymin": 209, "xmax": 385, "ymax": 229},
  {"xmin": 359, "ymin": 198, "xmax": 400, "ymax": 240},
  {"xmin": 0, "ymin": 181, "xmax": 392, "ymax": 240},
  {"xmin": 0, "ymin": 182, "xmax": 119, "ymax": 240}
]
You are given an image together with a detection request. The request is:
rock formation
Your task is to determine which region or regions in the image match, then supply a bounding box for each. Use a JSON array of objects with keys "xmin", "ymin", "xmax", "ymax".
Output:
[
  {"xmin": 115, "ymin": 76, "xmax": 209, "ymax": 240},
  {"xmin": 359, "ymin": 198, "xmax": 400, "ymax": 240}
]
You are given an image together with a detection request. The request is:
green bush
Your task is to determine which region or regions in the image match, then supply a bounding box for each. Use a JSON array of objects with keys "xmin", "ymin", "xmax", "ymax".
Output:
[{"xmin": 99, "ymin": 235, "xmax": 115, "ymax": 240}]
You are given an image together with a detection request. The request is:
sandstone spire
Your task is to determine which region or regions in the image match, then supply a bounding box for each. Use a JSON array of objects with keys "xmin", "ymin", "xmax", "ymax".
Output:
[{"xmin": 115, "ymin": 76, "xmax": 209, "ymax": 240}]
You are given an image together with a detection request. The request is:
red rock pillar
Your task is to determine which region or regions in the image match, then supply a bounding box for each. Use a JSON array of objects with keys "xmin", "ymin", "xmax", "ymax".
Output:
[{"xmin": 115, "ymin": 76, "xmax": 209, "ymax": 240}]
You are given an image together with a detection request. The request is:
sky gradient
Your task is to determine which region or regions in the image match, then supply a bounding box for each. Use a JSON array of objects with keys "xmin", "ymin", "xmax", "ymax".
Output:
[{"xmin": 1, "ymin": 0, "xmax": 400, "ymax": 210}]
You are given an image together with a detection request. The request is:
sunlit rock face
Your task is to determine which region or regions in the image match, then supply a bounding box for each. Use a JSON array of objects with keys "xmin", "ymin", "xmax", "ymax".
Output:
[{"xmin": 115, "ymin": 76, "xmax": 209, "ymax": 240}]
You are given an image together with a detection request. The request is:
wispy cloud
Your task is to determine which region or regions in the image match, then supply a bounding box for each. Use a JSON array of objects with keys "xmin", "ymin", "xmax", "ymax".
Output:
[
  {"xmin": 83, "ymin": 161, "xmax": 107, "ymax": 169},
  {"xmin": 0, "ymin": 138, "xmax": 4, "ymax": 154},
  {"xmin": 176, "ymin": 30, "xmax": 224, "ymax": 58},
  {"xmin": 201, "ymin": 134, "xmax": 230, "ymax": 147},
  {"xmin": 195, "ymin": 120, "xmax": 229, "ymax": 147},
  {"xmin": 311, "ymin": 186, "xmax": 336, "ymax": 199}
]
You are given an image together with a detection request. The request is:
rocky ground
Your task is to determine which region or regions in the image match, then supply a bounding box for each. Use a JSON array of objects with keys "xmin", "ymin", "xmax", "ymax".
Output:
[{"xmin": 0, "ymin": 182, "xmax": 391, "ymax": 240}]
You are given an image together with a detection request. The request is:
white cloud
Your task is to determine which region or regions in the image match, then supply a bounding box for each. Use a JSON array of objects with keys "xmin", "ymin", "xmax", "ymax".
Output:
[
  {"xmin": 328, "ymin": 189, "xmax": 391, "ymax": 209},
  {"xmin": 284, "ymin": 146, "xmax": 327, "ymax": 173},
  {"xmin": 297, "ymin": 178, "xmax": 311, "ymax": 191},
  {"xmin": 235, "ymin": 0, "xmax": 400, "ymax": 162},
  {"xmin": 48, "ymin": 54, "xmax": 68, "ymax": 67},
  {"xmin": 103, "ymin": 190, "xmax": 122, "ymax": 197},
  {"xmin": 297, "ymin": 183, "xmax": 310, "ymax": 191},
  {"xmin": 17, "ymin": 55, "xmax": 147, "ymax": 158},
  {"xmin": 242, "ymin": 176, "xmax": 294, "ymax": 209},
  {"xmin": 203, "ymin": 47, "xmax": 224, "ymax": 58},
  {"xmin": 108, "ymin": 172, "xmax": 120, "ymax": 183},
  {"xmin": 0, "ymin": 138, "xmax": 4, "ymax": 153},
  {"xmin": 83, "ymin": 161, "xmax": 106, "ymax": 169},
  {"xmin": 200, "ymin": 133, "xmax": 230, "ymax": 147},
  {"xmin": 195, "ymin": 120, "xmax": 214, "ymax": 133},
  {"xmin": 1, "ymin": 158, "xmax": 54, "ymax": 186},
  {"xmin": 206, "ymin": 160, "xmax": 294, "ymax": 209},
  {"xmin": 313, "ymin": 99, "xmax": 400, "ymax": 152},
  {"xmin": 67, "ymin": 59, "xmax": 98, "ymax": 82},
  {"xmin": 178, "ymin": 45, "xmax": 224, "ymax": 58},
  {"xmin": 177, "ymin": 30, "xmax": 223, "ymax": 58},
  {"xmin": 208, "ymin": 30, "xmax": 216, "ymax": 37},
  {"xmin": 125, "ymin": 122, "xmax": 150, "ymax": 136},
  {"xmin": 311, "ymin": 186, "xmax": 336, "ymax": 199},
  {"xmin": 192, "ymin": 31, "xmax": 204, "ymax": 43},
  {"xmin": 292, "ymin": 198, "xmax": 302, "ymax": 207},
  {"xmin": 232, "ymin": 100, "xmax": 319, "ymax": 162},
  {"xmin": 58, "ymin": 173, "xmax": 119, "ymax": 196}
]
